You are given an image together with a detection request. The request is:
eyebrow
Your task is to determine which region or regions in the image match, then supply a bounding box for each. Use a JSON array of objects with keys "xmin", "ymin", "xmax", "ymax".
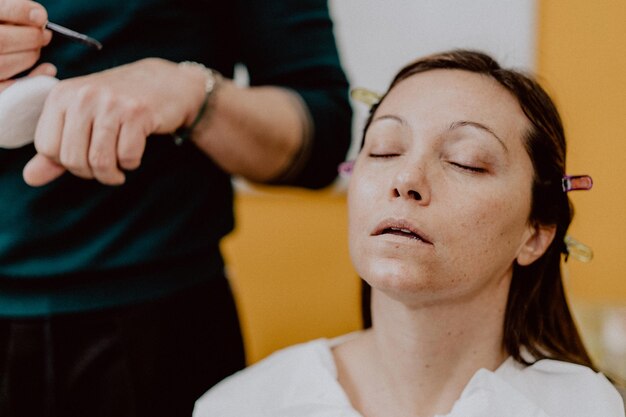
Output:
[
  {"xmin": 370, "ymin": 114, "xmax": 407, "ymax": 126},
  {"xmin": 370, "ymin": 115, "xmax": 509, "ymax": 153},
  {"xmin": 449, "ymin": 121, "xmax": 508, "ymax": 153}
]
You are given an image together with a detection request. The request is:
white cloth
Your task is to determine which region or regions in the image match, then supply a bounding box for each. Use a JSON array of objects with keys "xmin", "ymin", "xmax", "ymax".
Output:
[
  {"xmin": 0, "ymin": 75, "xmax": 58, "ymax": 149},
  {"xmin": 194, "ymin": 337, "xmax": 625, "ymax": 417}
]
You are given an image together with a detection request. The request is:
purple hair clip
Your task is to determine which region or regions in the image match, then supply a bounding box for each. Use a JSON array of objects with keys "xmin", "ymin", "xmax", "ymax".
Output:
[
  {"xmin": 562, "ymin": 175, "xmax": 593, "ymax": 192},
  {"xmin": 338, "ymin": 161, "xmax": 355, "ymax": 178}
]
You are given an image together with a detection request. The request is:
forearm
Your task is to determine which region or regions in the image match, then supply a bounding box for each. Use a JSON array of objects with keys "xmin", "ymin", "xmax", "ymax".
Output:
[
  {"xmin": 189, "ymin": 79, "xmax": 306, "ymax": 183},
  {"xmin": 22, "ymin": 56, "xmax": 348, "ymax": 188}
]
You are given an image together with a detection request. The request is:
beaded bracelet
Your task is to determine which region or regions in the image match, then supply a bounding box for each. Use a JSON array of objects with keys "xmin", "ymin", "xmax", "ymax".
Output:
[{"xmin": 172, "ymin": 61, "xmax": 222, "ymax": 146}]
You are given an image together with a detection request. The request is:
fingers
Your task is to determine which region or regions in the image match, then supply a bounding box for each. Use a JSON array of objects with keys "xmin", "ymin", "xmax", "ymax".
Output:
[
  {"xmin": 0, "ymin": 24, "xmax": 51, "ymax": 54},
  {"xmin": 59, "ymin": 96, "xmax": 95, "ymax": 180},
  {"xmin": 28, "ymin": 80, "xmax": 152, "ymax": 187},
  {"xmin": 0, "ymin": 1, "xmax": 51, "ymax": 80},
  {"xmin": 0, "ymin": 29, "xmax": 52, "ymax": 80},
  {"xmin": 0, "ymin": 0, "xmax": 48, "ymax": 26},
  {"xmin": 32, "ymin": 93, "xmax": 66, "ymax": 185},
  {"xmin": 117, "ymin": 121, "xmax": 146, "ymax": 172},
  {"xmin": 89, "ymin": 110, "xmax": 126, "ymax": 185},
  {"xmin": 22, "ymin": 153, "xmax": 66, "ymax": 187},
  {"xmin": 0, "ymin": 61, "xmax": 56, "ymax": 99},
  {"xmin": 27, "ymin": 62, "xmax": 57, "ymax": 77},
  {"xmin": 0, "ymin": 48, "xmax": 42, "ymax": 79}
]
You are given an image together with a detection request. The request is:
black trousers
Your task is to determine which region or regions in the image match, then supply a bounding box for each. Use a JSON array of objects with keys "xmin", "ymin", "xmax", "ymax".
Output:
[{"xmin": 0, "ymin": 276, "xmax": 245, "ymax": 417}]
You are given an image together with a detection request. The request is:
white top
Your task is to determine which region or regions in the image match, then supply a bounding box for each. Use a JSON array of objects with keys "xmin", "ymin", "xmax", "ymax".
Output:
[{"xmin": 194, "ymin": 336, "xmax": 625, "ymax": 417}]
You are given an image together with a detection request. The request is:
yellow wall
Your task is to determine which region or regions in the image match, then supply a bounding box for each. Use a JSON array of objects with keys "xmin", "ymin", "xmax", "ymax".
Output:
[
  {"xmin": 221, "ymin": 187, "xmax": 361, "ymax": 364},
  {"xmin": 538, "ymin": 0, "xmax": 626, "ymax": 302}
]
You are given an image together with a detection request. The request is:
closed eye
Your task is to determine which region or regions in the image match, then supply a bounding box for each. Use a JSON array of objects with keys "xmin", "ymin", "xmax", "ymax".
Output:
[
  {"xmin": 450, "ymin": 162, "xmax": 487, "ymax": 173},
  {"xmin": 369, "ymin": 153, "xmax": 401, "ymax": 158}
]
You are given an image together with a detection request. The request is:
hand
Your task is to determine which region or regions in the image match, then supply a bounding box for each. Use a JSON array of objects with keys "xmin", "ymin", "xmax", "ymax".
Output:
[
  {"xmin": 0, "ymin": 0, "xmax": 52, "ymax": 88},
  {"xmin": 0, "ymin": 61, "xmax": 57, "ymax": 93},
  {"xmin": 23, "ymin": 58, "xmax": 208, "ymax": 186}
]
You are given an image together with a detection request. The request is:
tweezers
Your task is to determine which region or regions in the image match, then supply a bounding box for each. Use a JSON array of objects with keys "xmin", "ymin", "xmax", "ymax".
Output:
[{"xmin": 45, "ymin": 21, "xmax": 103, "ymax": 50}]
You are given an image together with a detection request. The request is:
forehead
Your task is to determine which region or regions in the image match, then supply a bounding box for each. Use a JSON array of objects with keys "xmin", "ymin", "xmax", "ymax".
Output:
[{"xmin": 374, "ymin": 69, "xmax": 530, "ymax": 143}]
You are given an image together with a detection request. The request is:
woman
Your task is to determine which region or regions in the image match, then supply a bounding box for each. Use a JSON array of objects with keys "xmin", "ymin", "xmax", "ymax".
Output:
[{"xmin": 194, "ymin": 50, "xmax": 624, "ymax": 417}]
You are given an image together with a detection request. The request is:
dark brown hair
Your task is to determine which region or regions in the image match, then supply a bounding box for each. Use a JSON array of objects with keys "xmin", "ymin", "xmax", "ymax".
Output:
[{"xmin": 360, "ymin": 49, "xmax": 593, "ymax": 369}]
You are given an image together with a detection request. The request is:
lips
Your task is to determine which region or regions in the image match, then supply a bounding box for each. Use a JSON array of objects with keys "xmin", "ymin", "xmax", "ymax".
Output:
[{"xmin": 371, "ymin": 218, "xmax": 433, "ymax": 244}]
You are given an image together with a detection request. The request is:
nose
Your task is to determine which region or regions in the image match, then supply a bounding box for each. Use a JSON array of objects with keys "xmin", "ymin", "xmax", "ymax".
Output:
[{"xmin": 391, "ymin": 162, "xmax": 431, "ymax": 204}]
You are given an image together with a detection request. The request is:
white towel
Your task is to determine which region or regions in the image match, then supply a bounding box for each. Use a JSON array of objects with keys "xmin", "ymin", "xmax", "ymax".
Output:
[{"xmin": 0, "ymin": 75, "xmax": 58, "ymax": 149}]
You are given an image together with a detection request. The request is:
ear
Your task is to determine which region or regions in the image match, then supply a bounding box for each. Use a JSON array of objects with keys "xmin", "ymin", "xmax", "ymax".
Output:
[{"xmin": 516, "ymin": 223, "xmax": 557, "ymax": 266}]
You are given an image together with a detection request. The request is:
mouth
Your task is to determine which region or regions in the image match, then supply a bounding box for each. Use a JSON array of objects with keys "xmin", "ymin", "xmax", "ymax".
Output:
[{"xmin": 371, "ymin": 219, "xmax": 433, "ymax": 245}]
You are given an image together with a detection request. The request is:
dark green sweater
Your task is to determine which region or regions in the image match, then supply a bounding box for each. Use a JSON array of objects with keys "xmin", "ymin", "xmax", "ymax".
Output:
[{"xmin": 0, "ymin": 0, "xmax": 351, "ymax": 316}]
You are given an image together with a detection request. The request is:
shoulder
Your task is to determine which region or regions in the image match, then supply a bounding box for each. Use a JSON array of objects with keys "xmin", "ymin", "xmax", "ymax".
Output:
[
  {"xmin": 499, "ymin": 358, "xmax": 625, "ymax": 417},
  {"xmin": 193, "ymin": 338, "xmax": 347, "ymax": 417}
]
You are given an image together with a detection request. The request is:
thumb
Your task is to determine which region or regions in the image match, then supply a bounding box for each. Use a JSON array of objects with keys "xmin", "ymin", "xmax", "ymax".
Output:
[
  {"xmin": 0, "ymin": 63, "xmax": 57, "ymax": 94},
  {"xmin": 27, "ymin": 63, "xmax": 57, "ymax": 78},
  {"xmin": 23, "ymin": 154, "xmax": 66, "ymax": 187}
]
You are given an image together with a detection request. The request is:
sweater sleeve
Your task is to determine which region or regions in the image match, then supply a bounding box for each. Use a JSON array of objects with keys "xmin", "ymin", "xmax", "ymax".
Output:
[{"xmin": 234, "ymin": 0, "xmax": 352, "ymax": 189}]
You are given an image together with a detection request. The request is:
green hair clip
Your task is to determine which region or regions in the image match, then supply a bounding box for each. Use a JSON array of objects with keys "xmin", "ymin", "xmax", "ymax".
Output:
[
  {"xmin": 564, "ymin": 235, "xmax": 593, "ymax": 263},
  {"xmin": 350, "ymin": 87, "xmax": 382, "ymax": 107}
]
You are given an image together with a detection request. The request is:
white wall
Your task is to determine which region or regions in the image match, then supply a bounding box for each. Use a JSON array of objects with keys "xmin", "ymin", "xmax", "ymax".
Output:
[{"xmin": 328, "ymin": 0, "xmax": 537, "ymax": 157}]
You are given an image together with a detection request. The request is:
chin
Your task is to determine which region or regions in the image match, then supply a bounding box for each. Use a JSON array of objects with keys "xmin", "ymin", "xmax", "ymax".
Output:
[
  {"xmin": 358, "ymin": 259, "xmax": 486, "ymax": 308},
  {"xmin": 359, "ymin": 260, "xmax": 441, "ymax": 296}
]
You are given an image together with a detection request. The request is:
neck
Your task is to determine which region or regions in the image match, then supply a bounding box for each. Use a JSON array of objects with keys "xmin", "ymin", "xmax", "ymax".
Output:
[{"xmin": 335, "ymin": 277, "xmax": 510, "ymax": 417}]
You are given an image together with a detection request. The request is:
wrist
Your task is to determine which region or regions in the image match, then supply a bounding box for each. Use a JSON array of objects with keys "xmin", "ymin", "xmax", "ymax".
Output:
[{"xmin": 173, "ymin": 61, "xmax": 222, "ymax": 145}]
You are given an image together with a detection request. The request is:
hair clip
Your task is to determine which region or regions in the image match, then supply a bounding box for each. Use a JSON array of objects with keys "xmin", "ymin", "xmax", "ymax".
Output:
[
  {"xmin": 562, "ymin": 175, "xmax": 593, "ymax": 192},
  {"xmin": 564, "ymin": 235, "xmax": 593, "ymax": 262},
  {"xmin": 338, "ymin": 160, "xmax": 355, "ymax": 178},
  {"xmin": 350, "ymin": 87, "xmax": 382, "ymax": 107}
]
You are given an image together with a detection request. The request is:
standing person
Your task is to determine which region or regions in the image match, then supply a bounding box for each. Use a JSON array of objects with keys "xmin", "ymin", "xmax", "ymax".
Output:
[
  {"xmin": 193, "ymin": 50, "xmax": 624, "ymax": 417},
  {"xmin": 0, "ymin": 0, "xmax": 352, "ymax": 416}
]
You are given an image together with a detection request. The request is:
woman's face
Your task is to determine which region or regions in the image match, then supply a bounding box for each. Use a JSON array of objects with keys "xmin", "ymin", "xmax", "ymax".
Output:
[{"xmin": 348, "ymin": 69, "xmax": 544, "ymax": 306}]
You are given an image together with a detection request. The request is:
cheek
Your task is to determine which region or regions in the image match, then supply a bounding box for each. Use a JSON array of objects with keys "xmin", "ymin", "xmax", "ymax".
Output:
[
  {"xmin": 347, "ymin": 172, "xmax": 386, "ymax": 274},
  {"xmin": 347, "ymin": 170, "xmax": 381, "ymax": 232},
  {"xmin": 448, "ymin": 191, "xmax": 531, "ymax": 266},
  {"xmin": 347, "ymin": 178, "xmax": 365, "ymax": 257}
]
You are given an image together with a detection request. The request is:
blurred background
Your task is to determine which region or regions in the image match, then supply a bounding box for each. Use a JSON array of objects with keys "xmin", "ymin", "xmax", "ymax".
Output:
[{"xmin": 223, "ymin": 0, "xmax": 626, "ymax": 379}]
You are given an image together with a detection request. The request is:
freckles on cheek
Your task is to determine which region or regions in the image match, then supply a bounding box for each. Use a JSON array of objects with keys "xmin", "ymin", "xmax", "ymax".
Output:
[
  {"xmin": 473, "ymin": 196, "xmax": 514, "ymax": 226},
  {"xmin": 481, "ymin": 197, "xmax": 529, "ymax": 259},
  {"xmin": 457, "ymin": 198, "xmax": 515, "ymax": 255}
]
